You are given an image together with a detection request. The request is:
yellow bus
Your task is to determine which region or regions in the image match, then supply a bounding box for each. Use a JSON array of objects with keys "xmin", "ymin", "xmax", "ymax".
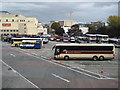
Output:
[
  {"xmin": 11, "ymin": 38, "xmax": 43, "ymax": 47},
  {"xmin": 53, "ymin": 43, "xmax": 115, "ymax": 60}
]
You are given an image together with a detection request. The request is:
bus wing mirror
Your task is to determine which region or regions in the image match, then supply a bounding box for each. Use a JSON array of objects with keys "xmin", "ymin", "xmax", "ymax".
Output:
[{"xmin": 52, "ymin": 45, "xmax": 55, "ymax": 50}]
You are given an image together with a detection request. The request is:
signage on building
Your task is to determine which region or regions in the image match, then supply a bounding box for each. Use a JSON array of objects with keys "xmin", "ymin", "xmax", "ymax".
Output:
[{"xmin": 2, "ymin": 23, "xmax": 11, "ymax": 27}]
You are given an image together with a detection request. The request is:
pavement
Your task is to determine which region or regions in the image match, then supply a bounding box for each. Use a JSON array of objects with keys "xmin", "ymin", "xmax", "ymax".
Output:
[
  {"xmin": 1, "ymin": 41, "xmax": 119, "ymax": 88},
  {"xmin": 1, "ymin": 60, "xmax": 40, "ymax": 89},
  {"xmin": 18, "ymin": 41, "xmax": 119, "ymax": 78}
]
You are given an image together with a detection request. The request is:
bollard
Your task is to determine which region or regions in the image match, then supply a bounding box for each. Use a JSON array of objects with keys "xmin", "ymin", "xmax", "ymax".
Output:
[
  {"xmin": 100, "ymin": 70, "xmax": 104, "ymax": 79},
  {"xmin": 60, "ymin": 60, "xmax": 62, "ymax": 64},
  {"xmin": 49, "ymin": 57, "xmax": 52, "ymax": 60},
  {"xmin": 100, "ymin": 71, "xmax": 104, "ymax": 74}
]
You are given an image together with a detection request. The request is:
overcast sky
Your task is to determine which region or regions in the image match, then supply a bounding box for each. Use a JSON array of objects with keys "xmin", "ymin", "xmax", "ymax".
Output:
[{"xmin": 0, "ymin": 2, "xmax": 118, "ymax": 24}]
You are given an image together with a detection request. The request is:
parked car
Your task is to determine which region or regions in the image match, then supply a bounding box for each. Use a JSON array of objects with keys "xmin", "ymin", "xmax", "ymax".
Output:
[
  {"xmin": 114, "ymin": 43, "xmax": 120, "ymax": 48},
  {"xmin": 42, "ymin": 37, "xmax": 49, "ymax": 44},
  {"xmin": 63, "ymin": 37, "xmax": 69, "ymax": 42},
  {"xmin": 76, "ymin": 37, "xmax": 88, "ymax": 43},
  {"xmin": 50, "ymin": 37, "xmax": 56, "ymax": 41},
  {"xmin": 70, "ymin": 37, "xmax": 75, "ymax": 43},
  {"xmin": 56, "ymin": 37, "xmax": 62, "ymax": 42},
  {"xmin": 76, "ymin": 37, "xmax": 81, "ymax": 43}
]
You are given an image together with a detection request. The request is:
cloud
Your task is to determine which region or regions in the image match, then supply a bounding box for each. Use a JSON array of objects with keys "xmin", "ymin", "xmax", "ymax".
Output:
[
  {"xmin": 1, "ymin": 2, "xmax": 118, "ymax": 23},
  {"xmin": 2, "ymin": 3, "xmax": 49, "ymax": 11},
  {"xmin": 1, "ymin": 0, "xmax": 120, "ymax": 2}
]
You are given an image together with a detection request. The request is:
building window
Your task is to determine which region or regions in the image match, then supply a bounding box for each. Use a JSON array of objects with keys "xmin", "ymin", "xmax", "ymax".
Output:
[
  {"xmin": 20, "ymin": 20, "xmax": 25, "ymax": 22},
  {"xmin": 0, "ymin": 19, "xmax": 1, "ymax": 22},
  {"xmin": 7, "ymin": 30, "xmax": 9, "ymax": 32},
  {"xmin": 13, "ymin": 30, "xmax": 15, "ymax": 32},
  {"xmin": 1, "ymin": 30, "xmax": 3, "ymax": 32},
  {"xmin": 16, "ymin": 30, "xmax": 19, "ymax": 32},
  {"xmin": 12, "ymin": 19, "xmax": 14, "ymax": 22},
  {"xmin": 6, "ymin": 19, "xmax": 8, "ymax": 22},
  {"xmin": 24, "ymin": 24, "xmax": 26, "ymax": 26},
  {"xmin": 10, "ymin": 30, "xmax": 12, "ymax": 32},
  {"xmin": 24, "ymin": 27, "xmax": 26, "ymax": 29},
  {"xmin": 15, "ymin": 15, "xmax": 18, "ymax": 17},
  {"xmin": 4, "ymin": 30, "xmax": 6, "ymax": 32}
]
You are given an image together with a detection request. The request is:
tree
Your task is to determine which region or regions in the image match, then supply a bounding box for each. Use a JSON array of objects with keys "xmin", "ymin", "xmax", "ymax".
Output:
[
  {"xmin": 51, "ymin": 22, "xmax": 65, "ymax": 36},
  {"xmin": 88, "ymin": 25, "xmax": 97, "ymax": 33},
  {"xmin": 68, "ymin": 24, "xmax": 83, "ymax": 36},
  {"xmin": 55, "ymin": 27, "xmax": 65, "ymax": 36},
  {"xmin": 51, "ymin": 22, "xmax": 60, "ymax": 30},
  {"xmin": 107, "ymin": 16, "xmax": 120, "ymax": 38},
  {"xmin": 107, "ymin": 16, "xmax": 120, "ymax": 28}
]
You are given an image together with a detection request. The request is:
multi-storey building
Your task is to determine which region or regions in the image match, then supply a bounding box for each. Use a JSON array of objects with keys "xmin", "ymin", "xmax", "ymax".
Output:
[
  {"xmin": 0, "ymin": 11, "xmax": 46, "ymax": 36},
  {"xmin": 91, "ymin": 21, "xmax": 105, "ymax": 29},
  {"xmin": 58, "ymin": 20, "xmax": 77, "ymax": 33},
  {"xmin": 58, "ymin": 20, "xmax": 77, "ymax": 27}
]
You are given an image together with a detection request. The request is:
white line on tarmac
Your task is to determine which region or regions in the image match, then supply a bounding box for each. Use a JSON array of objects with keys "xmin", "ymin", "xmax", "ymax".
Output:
[
  {"xmin": 32, "ymin": 53, "xmax": 38, "ymax": 56},
  {"xmin": 41, "ymin": 56, "xmax": 48, "ymax": 59},
  {"xmin": 26, "ymin": 53, "xmax": 33, "ymax": 56},
  {"xmin": 10, "ymin": 54, "xmax": 16, "ymax": 57},
  {"xmin": 52, "ymin": 73, "xmax": 70, "ymax": 83},
  {"xmin": 9, "ymin": 47, "xmax": 111, "ymax": 79},
  {"xmin": 1, "ymin": 59, "xmax": 40, "ymax": 89}
]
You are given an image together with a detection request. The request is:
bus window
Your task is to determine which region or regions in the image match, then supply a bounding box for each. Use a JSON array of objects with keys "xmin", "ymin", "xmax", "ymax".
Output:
[{"xmin": 55, "ymin": 47, "xmax": 60, "ymax": 55}]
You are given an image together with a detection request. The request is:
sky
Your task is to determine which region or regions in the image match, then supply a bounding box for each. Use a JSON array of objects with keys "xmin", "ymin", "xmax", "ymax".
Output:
[{"xmin": 0, "ymin": 2, "xmax": 119, "ymax": 24}]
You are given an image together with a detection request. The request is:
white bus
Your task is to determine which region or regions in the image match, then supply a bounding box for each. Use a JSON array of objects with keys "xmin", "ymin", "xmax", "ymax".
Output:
[
  {"xmin": 96, "ymin": 34, "xmax": 109, "ymax": 43},
  {"xmin": 11, "ymin": 38, "xmax": 43, "ymax": 47},
  {"xmin": 53, "ymin": 43, "xmax": 115, "ymax": 60},
  {"xmin": 109, "ymin": 38, "xmax": 120, "ymax": 44},
  {"xmin": 86, "ymin": 34, "xmax": 109, "ymax": 43},
  {"xmin": 86, "ymin": 34, "xmax": 96, "ymax": 42}
]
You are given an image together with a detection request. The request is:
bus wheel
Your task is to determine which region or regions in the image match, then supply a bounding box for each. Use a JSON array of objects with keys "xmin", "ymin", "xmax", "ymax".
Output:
[
  {"xmin": 93, "ymin": 56, "xmax": 98, "ymax": 61},
  {"xmin": 64, "ymin": 56, "xmax": 69, "ymax": 60},
  {"xmin": 99, "ymin": 56, "xmax": 104, "ymax": 61}
]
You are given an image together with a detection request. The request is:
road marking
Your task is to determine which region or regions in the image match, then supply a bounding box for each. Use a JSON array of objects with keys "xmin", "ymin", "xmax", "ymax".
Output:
[
  {"xmin": 26, "ymin": 53, "xmax": 33, "ymax": 56},
  {"xmin": 10, "ymin": 54, "xmax": 16, "ymax": 57},
  {"xmin": 32, "ymin": 53, "xmax": 37, "ymax": 56},
  {"xmin": 9, "ymin": 47, "xmax": 111, "ymax": 79},
  {"xmin": 0, "ymin": 59, "xmax": 40, "ymax": 89},
  {"xmin": 52, "ymin": 73, "xmax": 70, "ymax": 83},
  {"xmin": 41, "ymin": 56, "xmax": 48, "ymax": 59},
  {"xmin": 19, "ymin": 49, "xmax": 26, "ymax": 51}
]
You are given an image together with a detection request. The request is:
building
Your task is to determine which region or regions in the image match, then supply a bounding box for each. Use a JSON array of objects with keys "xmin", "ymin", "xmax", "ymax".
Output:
[
  {"xmin": 58, "ymin": 20, "xmax": 77, "ymax": 33},
  {"xmin": 91, "ymin": 21, "xmax": 105, "ymax": 29},
  {"xmin": 58, "ymin": 20, "xmax": 77, "ymax": 27},
  {"xmin": 0, "ymin": 11, "xmax": 46, "ymax": 36},
  {"xmin": 78, "ymin": 24, "xmax": 89, "ymax": 34}
]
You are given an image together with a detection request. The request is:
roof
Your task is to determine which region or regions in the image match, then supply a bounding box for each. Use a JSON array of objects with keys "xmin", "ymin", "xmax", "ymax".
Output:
[
  {"xmin": 86, "ymin": 34, "xmax": 96, "ymax": 36},
  {"xmin": 55, "ymin": 43, "xmax": 114, "ymax": 46},
  {"xmin": 12, "ymin": 38, "xmax": 42, "ymax": 40},
  {"xmin": 22, "ymin": 40, "xmax": 37, "ymax": 42}
]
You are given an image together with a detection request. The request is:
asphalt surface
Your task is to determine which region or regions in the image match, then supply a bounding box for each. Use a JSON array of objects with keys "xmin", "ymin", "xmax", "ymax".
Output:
[
  {"xmin": 2, "ymin": 41, "xmax": 119, "ymax": 89},
  {"xmin": 19, "ymin": 41, "xmax": 119, "ymax": 78},
  {"xmin": 1, "ymin": 60, "xmax": 39, "ymax": 89}
]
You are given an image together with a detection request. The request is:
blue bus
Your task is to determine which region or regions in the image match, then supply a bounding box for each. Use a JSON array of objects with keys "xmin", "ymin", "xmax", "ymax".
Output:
[{"xmin": 20, "ymin": 40, "xmax": 42, "ymax": 49}]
